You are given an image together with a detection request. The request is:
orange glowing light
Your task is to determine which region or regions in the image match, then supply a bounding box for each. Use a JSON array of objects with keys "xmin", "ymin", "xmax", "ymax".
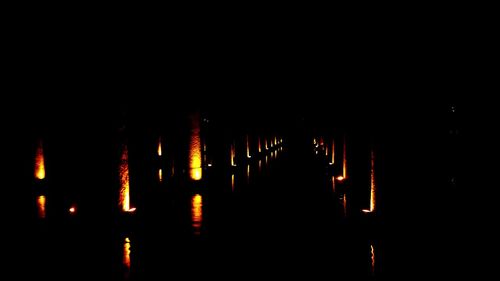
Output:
[
  {"xmin": 123, "ymin": 237, "xmax": 131, "ymax": 276},
  {"xmin": 128, "ymin": 207, "xmax": 137, "ymax": 213},
  {"xmin": 258, "ymin": 136, "xmax": 261, "ymax": 153},
  {"xmin": 157, "ymin": 137, "xmax": 162, "ymax": 156},
  {"xmin": 264, "ymin": 137, "xmax": 268, "ymax": 150},
  {"xmin": 191, "ymin": 194, "xmax": 203, "ymax": 235},
  {"xmin": 37, "ymin": 195, "xmax": 46, "ymax": 219},
  {"xmin": 343, "ymin": 136, "xmax": 347, "ymax": 179},
  {"xmin": 274, "ymin": 136, "xmax": 277, "ymax": 146},
  {"xmin": 331, "ymin": 176, "xmax": 335, "ymax": 193},
  {"xmin": 336, "ymin": 176, "xmax": 344, "ymax": 182},
  {"xmin": 189, "ymin": 113, "xmax": 202, "ymax": 180},
  {"xmin": 246, "ymin": 135, "xmax": 251, "ymax": 158},
  {"xmin": 369, "ymin": 149, "xmax": 376, "ymax": 212},
  {"xmin": 231, "ymin": 143, "xmax": 236, "ymax": 167},
  {"xmin": 158, "ymin": 169, "xmax": 163, "ymax": 182},
  {"xmin": 231, "ymin": 174, "xmax": 235, "ymax": 191},
  {"xmin": 119, "ymin": 143, "xmax": 130, "ymax": 212},
  {"xmin": 330, "ymin": 140, "xmax": 335, "ymax": 165},
  {"xmin": 69, "ymin": 206, "xmax": 76, "ymax": 214},
  {"xmin": 258, "ymin": 160, "xmax": 262, "ymax": 172},
  {"xmin": 34, "ymin": 140, "xmax": 46, "ymax": 180},
  {"xmin": 343, "ymin": 193, "xmax": 347, "ymax": 217}
]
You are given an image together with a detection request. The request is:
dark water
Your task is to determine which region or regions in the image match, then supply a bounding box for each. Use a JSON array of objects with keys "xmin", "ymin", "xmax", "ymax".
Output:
[{"xmin": 19, "ymin": 142, "xmax": 382, "ymax": 280}]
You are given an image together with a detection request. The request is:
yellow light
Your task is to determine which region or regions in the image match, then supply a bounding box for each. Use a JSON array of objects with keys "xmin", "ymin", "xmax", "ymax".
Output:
[
  {"xmin": 189, "ymin": 113, "xmax": 202, "ymax": 181},
  {"xmin": 246, "ymin": 135, "xmax": 251, "ymax": 158},
  {"xmin": 336, "ymin": 176, "xmax": 344, "ymax": 182},
  {"xmin": 34, "ymin": 140, "xmax": 45, "ymax": 180},
  {"xmin": 157, "ymin": 137, "xmax": 162, "ymax": 156},
  {"xmin": 231, "ymin": 174, "xmax": 235, "ymax": 191},
  {"xmin": 330, "ymin": 139, "xmax": 335, "ymax": 164},
  {"xmin": 158, "ymin": 169, "xmax": 163, "ymax": 182},
  {"xmin": 191, "ymin": 194, "xmax": 203, "ymax": 235},
  {"xmin": 37, "ymin": 195, "xmax": 46, "ymax": 219},
  {"xmin": 246, "ymin": 164, "xmax": 250, "ymax": 184},
  {"xmin": 231, "ymin": 143, "xmax": 236, "ymax": 167},
  {"xmin": 69, "ymin": 206, "xmax": 76, "ymax": 214},
  {"xmin": 370, "ymin": 244, "xmax": 375, "ymax": 275},
  {"xmin": 119, "ymin": 143, "xmax": 130, "ymax": 212}
]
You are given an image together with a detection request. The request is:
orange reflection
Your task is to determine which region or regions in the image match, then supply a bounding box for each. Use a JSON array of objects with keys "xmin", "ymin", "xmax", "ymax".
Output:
[
  {"xmin": 336, "ymin": 176, "xmax": 344, "ymax": 182},
  {"xmin": 258, "ymin": 136, "xmax": 261, "ymax": 153},
  {"xmin": 231, "ymin": 174, "xmax": 235, "ymax": 191},
  {"xmin": 246, "ymin": 164, "xmax": 250, "ymax": 184},
  {"xmin": 343, "ymin": 193, "xmax": 347, "ymax": 217},
  {"xmin": 191, "ymin": 194, "xmax": 203, "ymax": 235},
  {"xmin": 123, "ymin": 237, "xmax": 131, "ymax": 280},
  {"xmin": 258, "ymin": 159, "xmax": 262, "ymax": 173},
  {"xmin": 37, "ymin": 195, "xmax": 46, "ymax": 219},
  {"xmin": 158, "ymin": 168, "xmax": 163, "ymax": 182},
  {"xmin": 34, "ymin": 140, "xmax": 45, "ymax": 180},
  {"xmin": 119, "ymin": 143, "xmax": 130, "ymax": 212},
  {"xmin": 331, "ymin": 176, "xmax": 335, "ymax": 193},
  {"xmin": 274, "ymin": 136, "xmax": 277, "ymax": 146},
  {"xmin": 370, "ymin": 243, "xmax": 375, "ymax": 275},
  {"xmin": 189, "ymin": 113, "xmax": 202, "ymax": 180}
]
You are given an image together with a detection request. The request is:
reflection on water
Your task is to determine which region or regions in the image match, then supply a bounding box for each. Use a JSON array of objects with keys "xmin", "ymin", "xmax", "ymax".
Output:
[
  {"xmin": 246, "ymin": 164, "xmax": 250, "ymax": 184},
  {"xmin": 191, "ymin": 194, "xmax": 203, "ymax": 235},
  {"xmin": 258, "ymin": 136, "xmax": 261, "ymax": 153},
  {"xmin": 123, "ymin": 237, "xmax": 131, "ymax": 280},
  {"xmin": 158, "ymin": 169, "xmax": 163, "ymax": 182},
  {"xmin": 343, "ymin": 135, "xmax": 347, "ymax": 179},
  {"xmin": 370, "ymin": 243, "xmax": 375, "ymax": 276},
  {"xmin": 342, "ymin": 193, "xmax": 347, "ymax": 217},
  {"xmin": 119, "ymin": 143, "xmax": 131, "ymax": 212},
  {"xmin": 35, "ymin": 139, "xmax": 45, "ymax": 180},
  {"xmin": 231, "ymin": 174, "xmax": 235, "ymax": 192},
  {"xmin": 258, "ymin": 160, "xmax": 262, "ymax": 173},
  {"xmin": 189, "ymin": 113, "xmax": 202, "ymax": 181},
  {"xmin": 37, "ymin": 195, "xmax": 46, "ymax": 219},
  {"xmin": 331, "ymin": 176, "xmax": 335, "ymax": 193}
]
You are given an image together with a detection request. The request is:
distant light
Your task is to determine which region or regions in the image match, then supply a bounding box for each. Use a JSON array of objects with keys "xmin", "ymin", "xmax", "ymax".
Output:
[
  {"xmin": 336, "ymin": 176, "xmax": 344, "ymax": 181},
  {"xmin": 128, "ymin": 207, "xmax": 136, "ymax": 213},
  {"xmin": 207, "ymin": 163, "xmax": 212, "ymax": 167},
  {"xmin": 69, "ymin": 206, "xmax": 76, "ymax": 214},
  {"xmin": 125, "ymin": 237, "xmax": 130, "ymax": 243},
  {"xmin": 362, "ymin": 209, "xmax": 372, "ymax": 213}
]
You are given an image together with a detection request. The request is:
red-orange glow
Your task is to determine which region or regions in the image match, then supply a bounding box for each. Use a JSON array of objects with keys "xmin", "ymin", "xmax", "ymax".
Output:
[
  {"xmin": 370, "ymin": 149, "xmax": 376, "ymax": 212},
  {"xmin": 231, "ymin": 174, "xmax": 235, "ymax": 191},
  {"xmin": 37, "ymin": 195, "xmax": 46, "ymax": 219},
  {"xmin": 34, "ymin": 140, "xmax": 46, "ymax": 180},
  {"xmin": 264, "ymin": 137, "xmax": 268, "ymax": 150},
  {"xmin": 258, "ymin": 136, "xmax": 262, "ymax": 153},
  {"xmin": 330, "ymin": 140, "xmax": 335, "ymax": 165},
  {"xmin": 325, "ymin": 144, "xmax": 328, "ymax": 157},
  {"xmin": 189, "ymin": 114, "xmax": 202, "ymax": 180},
  {"xmin": 69, "ymin": 206, "xmax": 76, "ymax": 214},
  {"xmin": 191, "ymin": 194, "xmax": 203, "ymax": 235},
  {"xmin": 158, "ymin": 169, "xmax": 163, "ymax": 182},
  {"xmin": 336, "ymin": 176, "xmax": 344, "ymax": 182},
  {"xmin": 343, "ymin": 136, "xmax": 347, "ymax": 179},
  {"xmin": 119, "ymin": 143, "xmax": 130, "ymax": 212},
  {"xmin": 157, "ymin": 137, "xmax": 162, "ymax": 156},
  {"xmin": 123, "ymin": 237, "xmax": 131, "ymax": 278},
  {"xmin": 319, "ymin": 137, "xmax": 324, "ymax": 146}
]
